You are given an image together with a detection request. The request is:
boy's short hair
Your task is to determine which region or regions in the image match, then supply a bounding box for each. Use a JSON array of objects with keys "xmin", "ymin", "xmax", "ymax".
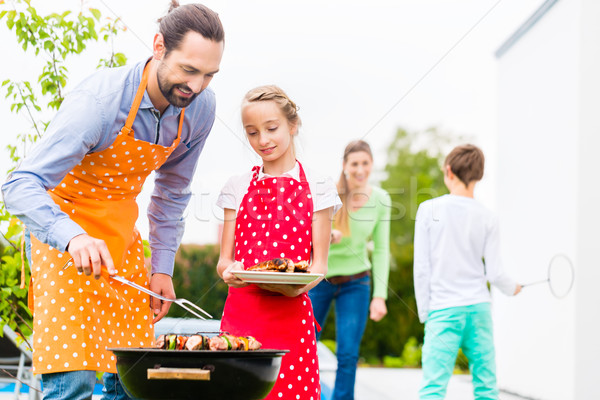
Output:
[{"xmin": 444, "ymin": 144, "xmax": 485, "ymax": 185}]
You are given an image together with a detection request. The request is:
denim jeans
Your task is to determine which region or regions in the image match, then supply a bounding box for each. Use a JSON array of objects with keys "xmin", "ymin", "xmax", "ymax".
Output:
[
  {"xmin": 420, "ymin": 302, "xmax": 498, "ymax": 400},
  {"xmin": 308, "ymin": 274, "xmax": 371, "ymax": 400},
  {"xmin": 41, "ymin": 371, "xmax": 135, "ymax": 400}
]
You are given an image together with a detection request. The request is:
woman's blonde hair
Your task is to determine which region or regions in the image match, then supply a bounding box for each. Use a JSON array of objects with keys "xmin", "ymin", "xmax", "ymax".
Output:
[{"xmin": 334, "ymin": 140, "xmax": 373, "ymax": 236}]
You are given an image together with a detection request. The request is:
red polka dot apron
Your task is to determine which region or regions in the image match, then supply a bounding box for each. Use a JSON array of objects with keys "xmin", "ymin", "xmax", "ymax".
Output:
[
  {"xmin": 28, "ymin": 62, "xmax": 184, "ymax": 374},
  {"xmin": 220, "ymin": 163, "xmax": 321, "ymax": 400}
]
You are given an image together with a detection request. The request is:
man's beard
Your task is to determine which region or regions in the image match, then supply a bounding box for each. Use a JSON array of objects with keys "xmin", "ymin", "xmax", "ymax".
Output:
[{"xmin": 156, "ymin": 65, "xmax": 200, "ymax": 108}]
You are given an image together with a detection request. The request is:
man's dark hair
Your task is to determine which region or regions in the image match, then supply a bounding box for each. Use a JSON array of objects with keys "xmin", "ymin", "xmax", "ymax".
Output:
[{"xmin": 158, "ymin": 1, "xmax": 224, "ymax": 53}]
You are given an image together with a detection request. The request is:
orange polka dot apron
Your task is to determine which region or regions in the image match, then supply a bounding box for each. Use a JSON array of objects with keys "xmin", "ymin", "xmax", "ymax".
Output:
[
  {"xmin": 220, "ymin": 163, "xmax": 321, "ymax": 400},
  {"xmin": 29, "ymin": 63, "xmax": 184, "ymax": 374}
]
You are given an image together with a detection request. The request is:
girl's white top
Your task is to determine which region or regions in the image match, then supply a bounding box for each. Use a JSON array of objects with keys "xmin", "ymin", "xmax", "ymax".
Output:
[
  {"xmin": 413, "ymin": 194, "xmax": 517, "ymax": 323},
  {"xmin": 217, "ymin": 162, "xmax": 342, "ymax": 214}
]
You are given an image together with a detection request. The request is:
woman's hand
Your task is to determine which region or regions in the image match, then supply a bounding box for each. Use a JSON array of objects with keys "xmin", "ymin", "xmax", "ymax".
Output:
[
  {"xmin": 222, "ymin": 261, "xmax": 248, "ymax": 288},
  {"xmin": 330, "ymin": 229, "xmax": 342, "ymax": 244},
  {"xmin": 255, "ymin": 283, "xmax": 305, "ymax": 297},
  {"xmin": 369, "ymin": 297, "xmax": 387, "ymax": 322}
]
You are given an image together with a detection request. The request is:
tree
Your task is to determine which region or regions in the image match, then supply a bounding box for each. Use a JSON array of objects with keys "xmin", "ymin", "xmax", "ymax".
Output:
[{"xmin": 0, "ymin": 0, "xmax": 127, "ymax": 341}]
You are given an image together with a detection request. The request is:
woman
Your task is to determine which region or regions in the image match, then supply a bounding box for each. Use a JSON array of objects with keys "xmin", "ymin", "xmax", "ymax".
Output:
[{"xmin": 308, "ymin": 140, "xmax": 391, "ymax": 400}]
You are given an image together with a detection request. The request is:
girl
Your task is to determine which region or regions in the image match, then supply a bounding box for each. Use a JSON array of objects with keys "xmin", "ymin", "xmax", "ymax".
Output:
[
  {"xmin": 308, "ymin": 140, "xmax": 391, "ymax": 400},
  {"xmin": 216, "ymin": 85, "xmax": 341, "ymax": 400}
]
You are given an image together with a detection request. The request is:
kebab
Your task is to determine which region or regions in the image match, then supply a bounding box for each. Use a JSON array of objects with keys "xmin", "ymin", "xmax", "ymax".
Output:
[
  {"xmin": 156, "ymin": 333, "xmax": 261, "ymax": 351},
  {"xmin": 247, "ymin": 257, "xmax": 310, "ymax": 273}
]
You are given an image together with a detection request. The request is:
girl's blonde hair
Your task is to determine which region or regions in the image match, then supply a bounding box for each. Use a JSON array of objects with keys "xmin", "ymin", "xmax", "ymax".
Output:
[
  {"xmin": 242, "ymin": 85, "xmax": 301, "ymax": 158},
  {"xmin": 242, "ymin": 85, "xmax": 301, "ymax": 128},
  {"xmin": 334, "ymin": 140, "xmax": 373, "ymax": 236}
]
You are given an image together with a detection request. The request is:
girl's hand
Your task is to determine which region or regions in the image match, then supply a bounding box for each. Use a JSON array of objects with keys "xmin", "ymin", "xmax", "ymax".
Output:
[
  {"xmin": 255, "ymin": 283, "xmax": 305, "ymax": 297},
  {"xmin": 330, "ymin": 229, "xmax": 342, "ymax": 244},
  {"xmin": 222, "ymin": 261, "xmax": 248, "ymax": 288},
  {"xmin": 369, "ymin": 297, "xmax": 387, "ymax": 322}
]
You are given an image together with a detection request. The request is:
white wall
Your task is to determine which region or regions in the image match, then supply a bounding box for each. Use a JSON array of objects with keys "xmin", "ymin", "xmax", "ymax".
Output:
[
  {"xmin": 495, "ymin": 0, "xmax": 580, "ymax": 399},
  {"xmin": 574, "ymin": 0, "xmax": 600, "ymax": 397}
]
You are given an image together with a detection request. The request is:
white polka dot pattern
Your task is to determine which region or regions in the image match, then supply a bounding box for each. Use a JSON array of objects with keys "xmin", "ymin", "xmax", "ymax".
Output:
[
  {"xmin": 30, "ymin": 118, "xmax": 182, "ymax": 374},
  {"xmin": 233, "ymin": 165, "xmax": 314, "ymax": 270},
  {"xmin": 221, "ymin": 163, "xmax": 320, "ymax": 399}
]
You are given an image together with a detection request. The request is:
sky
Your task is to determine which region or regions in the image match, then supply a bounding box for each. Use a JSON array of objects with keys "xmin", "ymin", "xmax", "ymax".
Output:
[{"xmin": 0, "ymin": 0, "xmax": 544, "ymax": 244}]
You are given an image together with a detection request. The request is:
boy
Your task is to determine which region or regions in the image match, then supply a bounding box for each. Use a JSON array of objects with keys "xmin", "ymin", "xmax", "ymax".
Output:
[{"xmin": 413, "ymin": 144, "xmax": 521, "ymax": 399}]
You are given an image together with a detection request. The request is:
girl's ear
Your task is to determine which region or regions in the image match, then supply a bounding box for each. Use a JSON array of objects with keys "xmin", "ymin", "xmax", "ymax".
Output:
[{"xmin": 290, "ymin": 123, "xmax": 298, "ymax": 137}]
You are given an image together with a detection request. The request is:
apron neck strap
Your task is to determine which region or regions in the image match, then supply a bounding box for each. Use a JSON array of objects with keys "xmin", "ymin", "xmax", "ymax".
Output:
[
  {"xmin": 250, "ymin": 162, "xmax": 308, "ymax": 183},
  {"xmin": 122, "ymin": 62, "xmax": 186, "ymax": 143},
  {"xmin": 297, "ymin": 160, "xmax": 308, "ymax": 184},
  {"xmin": 122, "ymin": 62, "xmax": 151, "ymax": 137}
]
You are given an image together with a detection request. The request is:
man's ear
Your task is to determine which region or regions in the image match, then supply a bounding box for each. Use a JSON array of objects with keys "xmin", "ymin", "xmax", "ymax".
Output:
[
  {"xmin": 153, "ymin": 33, "xmax": 166, "ymax": 60},
  {"xmin": 445, "ymin": 165, "xmax": 454, "ymax": 179}
]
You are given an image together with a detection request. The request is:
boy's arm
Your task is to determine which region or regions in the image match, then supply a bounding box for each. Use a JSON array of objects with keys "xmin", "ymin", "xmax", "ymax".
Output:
[
  {"xmin": 413, "ymin": 203, "xmax": 432, "ymax": 323},
  {"xmin": 484, "ymin": 216, "xmax": 518, "ymax": 295}
]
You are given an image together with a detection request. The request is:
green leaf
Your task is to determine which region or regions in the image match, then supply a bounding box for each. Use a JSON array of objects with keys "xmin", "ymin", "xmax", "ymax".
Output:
[
  {"xmin": 89, "ymin": 8, "xmax": 101, "ymax": 20},
  {"xmin": 114, "ymin": 52, "xmax": 127, "ymax": 67},
  {"xmin": 5, "ymin": 223, "xmax": 23, "ymax": 240}
]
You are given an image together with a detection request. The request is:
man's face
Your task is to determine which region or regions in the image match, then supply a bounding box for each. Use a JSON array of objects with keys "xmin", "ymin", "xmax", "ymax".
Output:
[{"xmin": 156, "ymin": 31, "xmax": 224, "ymax": 108}]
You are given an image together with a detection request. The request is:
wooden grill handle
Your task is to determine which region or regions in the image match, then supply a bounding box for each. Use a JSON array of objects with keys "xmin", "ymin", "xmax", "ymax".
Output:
[{"xmin": 147, "ymin": 367, "xmax": 211, "ymax": 381}]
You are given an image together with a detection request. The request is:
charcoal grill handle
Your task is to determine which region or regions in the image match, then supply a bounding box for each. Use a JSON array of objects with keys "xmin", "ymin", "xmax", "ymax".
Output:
[{"xmin": 147, "ymin": 367, "xmax": 211, "ymax": 381}]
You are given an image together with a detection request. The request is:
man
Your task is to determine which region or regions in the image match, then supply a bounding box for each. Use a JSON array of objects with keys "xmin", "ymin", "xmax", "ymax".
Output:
[{"xmin": 1, "ymin": 3, "xmax": 224, "ymax": 399}]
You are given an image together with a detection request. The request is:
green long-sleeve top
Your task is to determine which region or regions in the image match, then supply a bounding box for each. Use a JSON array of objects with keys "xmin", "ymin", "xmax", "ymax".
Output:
[{"xmin": 327, "ymin": 186, "xmax": 391, "ymax": 299}]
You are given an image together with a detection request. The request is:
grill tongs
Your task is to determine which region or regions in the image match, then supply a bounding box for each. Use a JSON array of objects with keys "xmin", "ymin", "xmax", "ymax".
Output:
[{"xmin": 110, "ymin": 275, "xmax": 212, "ymax": 320}]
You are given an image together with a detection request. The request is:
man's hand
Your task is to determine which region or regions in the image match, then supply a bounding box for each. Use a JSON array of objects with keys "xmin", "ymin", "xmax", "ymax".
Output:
[
  {"xmin": 67, "ymin": 233, "xmax": 116, "ymax": 279},
  {"xmin": 150, "ymin": 273, "xmax": 175, "ymax": 324},
  {"xmin": 369, "ymin": 297, "xmax": 387, "ymax": 322}
]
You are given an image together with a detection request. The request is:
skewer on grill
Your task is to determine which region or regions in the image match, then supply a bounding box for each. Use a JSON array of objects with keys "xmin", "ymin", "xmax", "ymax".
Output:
[{"xmin": 156, "ymin": 333, "xmax": 261, "ymax": 351}]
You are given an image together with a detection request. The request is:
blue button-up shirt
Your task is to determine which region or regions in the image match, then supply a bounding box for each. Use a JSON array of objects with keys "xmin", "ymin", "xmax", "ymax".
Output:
[{"xmin": 1, "ymin": 59, "xmax": 216, "ymax": 276}]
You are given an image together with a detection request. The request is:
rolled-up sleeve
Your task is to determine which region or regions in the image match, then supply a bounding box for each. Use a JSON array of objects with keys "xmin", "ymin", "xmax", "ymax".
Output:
[
  {"xmin": 1, "ymin": 90, "xmax": 104, "ymax": 251},
  {"xmin": 148, "ymin": 104, "xmax": 215, "ymax": 276}
]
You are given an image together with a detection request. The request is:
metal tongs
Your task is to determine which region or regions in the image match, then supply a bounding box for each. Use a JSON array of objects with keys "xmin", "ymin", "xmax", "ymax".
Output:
[
  {"xmin": 62, "ymin": 258, "xmax": 211, "ymax": 320},
  {"xmin": 110, "ymin": 275, "xmax": 212, "ymax": 320}
]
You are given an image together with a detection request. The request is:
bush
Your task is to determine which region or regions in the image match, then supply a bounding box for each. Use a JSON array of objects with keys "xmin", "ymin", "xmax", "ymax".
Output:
[
  {"xmin": 399, "ymin": 336, "xmax": 422, "ymax": 367},
  {"xmin": 320, "ymin": 339, "xmax": 336, "ymax": 355},
  {"xmin": 168, "ymin": 244, "xmax": 228, "ymax": 320}
]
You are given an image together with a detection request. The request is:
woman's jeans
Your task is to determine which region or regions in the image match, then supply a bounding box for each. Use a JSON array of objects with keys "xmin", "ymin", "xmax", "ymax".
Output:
[
  {"xmin": 309, "ymin": 274, "xmax": 371, "ymax": 400},
  {"xmin": 41, "ymin": 371, "xmax": 135, "ymax": 400}
]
